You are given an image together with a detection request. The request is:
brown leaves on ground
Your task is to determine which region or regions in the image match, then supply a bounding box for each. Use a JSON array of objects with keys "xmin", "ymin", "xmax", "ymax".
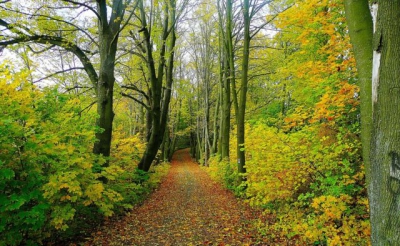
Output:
[{"xmin": 85, "ymin": 149, "xmax": 271, "ymax": 245}]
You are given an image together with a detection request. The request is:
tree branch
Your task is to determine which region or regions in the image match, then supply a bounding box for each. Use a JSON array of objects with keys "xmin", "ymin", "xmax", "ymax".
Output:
[
  {"xmin": 121, "ymin": 92, "xmax": 150, "ymax": 110},
  {"xmin": 0, "ymin": 35, "xmax": 99, "ymax": 90},
  {"xmin": 121, "ymin": 84, "xmax": 149, "ymax": 101},
  {"xmin": 61, "ymin": 0, "xmax": 101, "ymax": 20},
  {"xmin": 33, "ymin": 67, "xmax": 86, "ymax": 84}
]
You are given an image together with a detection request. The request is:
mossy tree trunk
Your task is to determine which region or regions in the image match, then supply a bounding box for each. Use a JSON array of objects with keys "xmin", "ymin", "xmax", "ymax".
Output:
[{"xmin": 345, "ymin": 0, "xmax": 400, "ymax": 243}]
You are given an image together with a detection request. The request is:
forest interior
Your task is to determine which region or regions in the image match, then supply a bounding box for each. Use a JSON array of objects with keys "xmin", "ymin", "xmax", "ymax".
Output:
[{"xmin": 0, "ymin": 0, "xmax": 399, "ymax": 245}]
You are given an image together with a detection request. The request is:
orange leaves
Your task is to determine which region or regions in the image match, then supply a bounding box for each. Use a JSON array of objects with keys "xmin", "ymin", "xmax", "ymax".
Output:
[
  {"xmin": 283, "ymin": 106, "xmax": 313, "ymax": 130},
  {"xmin": 313, "ymin": 82, "xmax": 359, "ymax": 124}
]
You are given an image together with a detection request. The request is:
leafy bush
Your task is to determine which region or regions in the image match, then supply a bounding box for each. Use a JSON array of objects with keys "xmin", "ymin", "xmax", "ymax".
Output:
[
  {"xmin": 0, "ymin": 68, "xmax": 123, "ymax": 244},
  {"xmin": 0, "ymin": 67, "xmax": 170, "ymax": 245}
]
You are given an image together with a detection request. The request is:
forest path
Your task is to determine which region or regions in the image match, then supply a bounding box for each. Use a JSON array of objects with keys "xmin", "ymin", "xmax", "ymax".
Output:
[{"xmin": 87, "ymin": 148, "xmax": 269, "ymax": 245}]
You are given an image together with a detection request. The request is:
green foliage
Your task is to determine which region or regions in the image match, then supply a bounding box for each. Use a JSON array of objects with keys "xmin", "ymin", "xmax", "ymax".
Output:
[
  {"xmin": 0, "ymin": 68, "xmax": 106, "ymax": 244},
  {"xmin": 205, "ymin": 155, "xmax": 245, "ymax": 197},
  {"xmin": 0, "ymin": 67, "xmax": 171, "ymax": 244}
]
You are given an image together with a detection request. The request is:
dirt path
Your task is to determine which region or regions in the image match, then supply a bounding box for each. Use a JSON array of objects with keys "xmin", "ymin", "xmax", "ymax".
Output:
[{"xmin": 88, "ymin": 149, "xmax": 267, "ymax": 245}]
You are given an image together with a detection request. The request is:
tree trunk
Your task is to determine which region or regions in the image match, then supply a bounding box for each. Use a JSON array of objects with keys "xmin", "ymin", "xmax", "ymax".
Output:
[
  {"xmin": 344, "ymin": 0, "xmax": 373, "ymax": 183},
  {"xmin": 217, "ymin": 0, "xmax": 231, "ymax": 160},
  {"xmin": 93, "ymin": 0, "xmax": 124, "ymax": 170},
  {"xmin": 346, "ymin": 0, "xmax": 400, "ymax": 243},
  {"xmin": 237, "ymin": 0, "xmax": 250, "ymax": 180},
  {"xmin": 204, "ymin": 78, "xmax": 210, "ymax": 166},
  {"xmin": 211, "ymin": 86, "xmax": 220, "ymax": 154},
  {"xmin": 162, "ymin": 127, "xmax": 170, "ymax": 162},
  {"xmin": 221, "ymin": 58, "xmax": 231, "ymax": 160},
  {"xmin": 218, "ymin": 66, "xmax": 224, "ymax": 157},
  {"xmin": 137, "ymin": 0, "xmax": 177, "ymax": 172},
  {"xmin": 369, "ymin": 1, "xmax": 400, "ymax": 244},
  {"xmin": 93, "ymin": 32, "xmax": 117, "ymax": 161}
]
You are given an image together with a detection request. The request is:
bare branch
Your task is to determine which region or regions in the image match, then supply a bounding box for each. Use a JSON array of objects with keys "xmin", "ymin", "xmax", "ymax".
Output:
[
  {"xmin": 121, "ymin": 92, "xmax": 150, "ymax": 110},
  {"xmin": 64, "ymin": 85, "xmax": 92, "ymax": 93},
  {"xmin": 250, "ymin": 4, "xmax": 293, "ymax": 39},
  {"xmin": 0, "ymin": 6, "xmax": 99, "ymax": 47},
  {"xmin": 33, "ymin": 67, "xmax": 85, "ymax": 84},
  {"xmin": 61, "ymin": 0, "xmax": 101, "ymax": 20},
  {"xmin": 79, "ymin": 100, "xmax": 97, "ymax": 115},
  {"xmin": 0, "ymin": 35, "xmax": 98, "ymax": 89},
  {"xmin": 121, "ymin": 84, "xmax": 149, "ymax": 101}
]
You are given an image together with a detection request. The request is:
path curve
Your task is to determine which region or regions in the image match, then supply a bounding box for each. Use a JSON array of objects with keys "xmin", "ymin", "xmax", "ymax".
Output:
[{"xmin": 88, "ymin": 149, "xmax": 266, "ymax": 245}]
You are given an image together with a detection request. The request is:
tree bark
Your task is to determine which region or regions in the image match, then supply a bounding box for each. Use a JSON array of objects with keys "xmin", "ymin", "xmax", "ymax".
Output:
[
  {"xmin": 137, "ymin": 0, "xmax": 177, "ymax": 171},
  {"xmin": 93, "ymin": 27, "xmax": 117, "ymax": 161},
  {"xmin": 369, "ymin": 1, "xmax": 400, "ymax": 244},
  {"xmin": 236, "ymin": 0, "xmax": 250, "ymax": 180},
  {"xmin": 211, "ymin": 87, "xmax": 220, "ymax": 154},
  {"xmin": 219, "ymin": 0, "xmax": 233, "ymax": 160},
  {"xmin": 346, "ymin": 0, "xmax": 400, "ymax": 243},
  {"xmin": 344, "ymin": 0, "xmax": 373, "ymax": 183},
  {"xmin": 0, "ymin": 0, "xmax": 128, "ymax": 166}
]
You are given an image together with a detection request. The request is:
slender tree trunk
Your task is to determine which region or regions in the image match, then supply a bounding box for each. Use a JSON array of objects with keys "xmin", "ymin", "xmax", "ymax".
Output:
[
  {"xmin": 204, "ymin": 76, "xmax": 210, "ymax": 166},
  {"xmin": 168, "ymin": 106, "xmax": 180, "ymax": 161},
  {"xmin": 211, "ymin": 87, "xmax": 220, "ymax": 154},
  {"xmin": 218, "ymin": 63, "xmax": 224, "ymax": 157},
  {"xmin": 169, "ymin": 136, "xmax": 177, "ymax": 161},
  {"xmin": 344, "ymin": 0, "xmax": 373, "ymax": 183},
  {"xmin": 162, "ymin": 127, "xmax": 170, "ymax": 162},
  {"xmin": 221, "ymin": 56, "xmax": 231, "ymax": 160},
  {"xmin": 237, "ymin": 0, "xmax": 250, "ymax": 180},
  {"xmin": 196, "ymin": 124, "xmax": 203, "ymax": 162}
]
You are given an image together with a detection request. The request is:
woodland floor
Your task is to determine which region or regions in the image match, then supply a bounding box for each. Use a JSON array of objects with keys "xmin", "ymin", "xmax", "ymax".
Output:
[{"xmin": 83, "ymin": 149, "xmax": 275, "ymax": 246}]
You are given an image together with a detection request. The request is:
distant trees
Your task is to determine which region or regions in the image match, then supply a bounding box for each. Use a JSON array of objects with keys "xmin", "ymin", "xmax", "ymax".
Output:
[
  {"xmin": 189, "ymin": 0, "xmax": 270, "ymax": 180},
  {"xmin": 126, "ymin": 0, "xmax": 188, "ymax": 171}
]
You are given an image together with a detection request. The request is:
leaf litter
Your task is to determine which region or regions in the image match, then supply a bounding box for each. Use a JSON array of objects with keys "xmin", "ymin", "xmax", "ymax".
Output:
[{"xmin": 84, "ymin": 149, "xmax": 275, "ymax": 245}]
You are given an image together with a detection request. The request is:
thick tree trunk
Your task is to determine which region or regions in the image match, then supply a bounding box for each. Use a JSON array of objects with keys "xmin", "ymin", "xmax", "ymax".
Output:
[
  {"xmin": 368, "ymin": 1, "xmax": 400, "ymax": 244},
  {"xmin": 93, "ymin": 33, "xmax": 117, "ymax": 160},
  {"xmin": 346, "ymin": 0, "xmax": 400, "ymax": 243},
  {"xmin": 93, "ymin": 0, "xmax": 124, "ymax": 168}
]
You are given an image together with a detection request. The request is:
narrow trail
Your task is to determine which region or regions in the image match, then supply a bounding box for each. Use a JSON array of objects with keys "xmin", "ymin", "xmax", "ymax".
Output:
[{"xmin": 88, "ymin": 149, "xmax": 269, "ymax": 245}]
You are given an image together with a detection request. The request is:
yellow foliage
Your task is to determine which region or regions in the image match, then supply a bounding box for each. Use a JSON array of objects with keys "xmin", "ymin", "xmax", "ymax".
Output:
[{"xmin": 111, "ymin": 127, "xmax": 146, "ymax": 171}]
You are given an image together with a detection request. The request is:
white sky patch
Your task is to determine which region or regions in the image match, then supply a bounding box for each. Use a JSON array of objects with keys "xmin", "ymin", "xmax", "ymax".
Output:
[{"xmin": 372, "ymin": 3, "xmax": 378, "ymax": 33}]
